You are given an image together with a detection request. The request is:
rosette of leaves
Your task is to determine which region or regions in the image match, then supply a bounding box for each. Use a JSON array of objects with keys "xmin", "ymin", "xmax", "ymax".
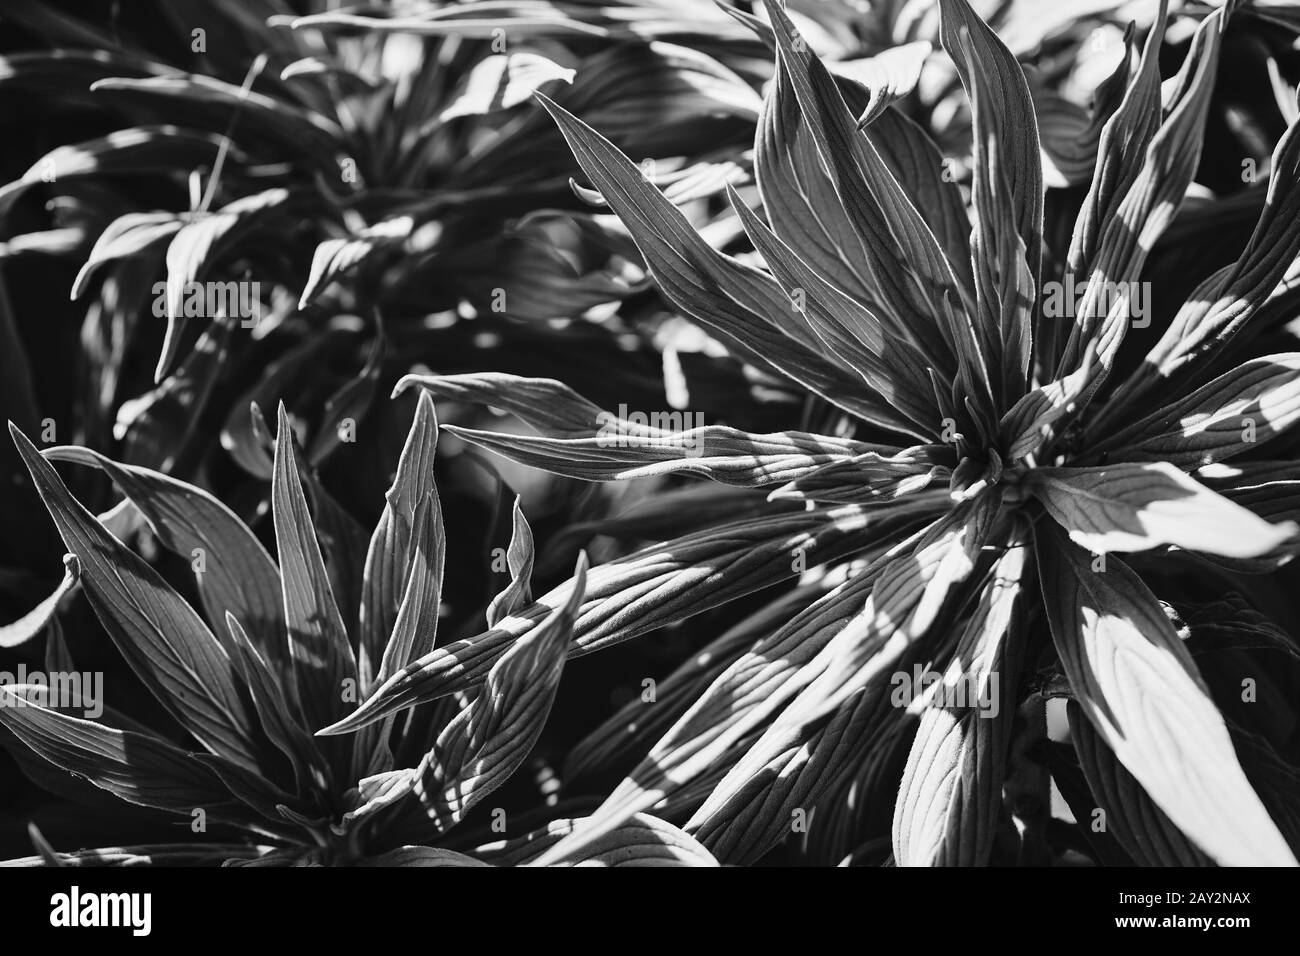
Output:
[
  {"xmin": 0, "ymin": 0, "xmax": 765, "ymax": 477},
  {"xmin": 321, "ymin": 0, "xmax": 1300, "ymax": 866},
  {"xmin": 0, "ymin": 393, "xmax": 715, "ymax": 866}
]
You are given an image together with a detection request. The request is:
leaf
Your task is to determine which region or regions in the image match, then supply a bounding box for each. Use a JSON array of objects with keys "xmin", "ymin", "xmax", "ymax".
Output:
[
  {"xmin": 767, "ymin": 448, "xmax": 950, "ymax": 506},
  {"xmin": 375, "ymin": 491, "xmax": 445, "ymax": 685},
  {"xmin": 0, "ymin": 685, "xmax": 241, "ymax": 816},
  {"xmin": 112, "ymin": 313, "xmax": 234, "ymax": 472},
  {"xmin": 0, "ymin": 126, "xmax": 241, "ymax": 217},
  {"xmin": 1098, "ymin": 354, "xmax": 1300, "ymax": 467},
  {"xmin": 299, "ymin": 217, "xmax": 413, "ymax": 310},
  {"xmin": 1114, "ymin": 115, "xmax": 1300, "ymax": 404},
  {"xmin": 756, "ymin": 0, "xmax": 989, "ymax": 424},
  {"xmin": 440, "ymin": 52, "xmax": 575, "ymax": 121},
  {"xmin": 1178, "ymin": 592, "xmax": 1300, "ymax": 664},
  {"xmin": 534, "ymin": 503, "xmax": 991, "ymax": 866},
  {"xmin": 41, "ymin": 444, "xmax": 286, "ymax": 668},
  {"xmin": 1057, "ymin": 5, "xmax": 1223, "ymax": 382},
  {"xmin": 71, "ymin": 212, "xmax": 181, "ymax": 300},
  {"xmin": 358, "ymin": 390, "xmax": 441, "ymax": 690},
  {"xmin": 1028, "ymin": 461, "xmax": 1297, "ymax": 558},
  {"xmin": 0, "ymin": 49, "xmax": 172, "ymax": 101},
  {"xmin": 478, "ymin": 814, "xmax": 717, "ymax": 867},
  {"xmin": 486, "ymin": 497, "xmax": 534, "ymax": 629},
  {"xmin": 298, "ymin": 462, "xmax": 369, "ymax": 646},
  {"xmin": 157, "ymin": 187, "xmax": 288, "ymax": 380},
  {"xmin": 689, "ymin": 668, "xmax": 899, "ymax": 864},
  {"xmin": 1065, "ymin": 0, "xmax": 1169, "ymax": 285},
  {"xmin": 43, "ymin": 616, "xmax": 73, "ymax": 675},
  {"xmin": 442, "ymin": 424, "xmax": 885, "ymax": 487},
  {"xmin": 357, "ymin": 847, "xmax": 491, "ymax": 867},
  {"xmin": 535, "ymin": 95, "xmax": 900, "ymax": 432},
  {"xmin": 745, "ymin": 9, "xmax": 970, "ymax": 314},
  {"xmin": 321, "ymin": 504, "xmax": 893, "ymax": 735},
  {"xmin": 0, "ymin": 554, "xmax": 79, "ymax": 649},
  {"xmin": 558, "ymin": 40, "xmax": 762, "ymax": 134},
  {"xmin": 224, "ymin": 613, "xmax": 328, "ymax": 797},
  {"xmin": 220, "ymin": 335, "xmax": 346, "ymax": 481},
  {"xmin": 2, "ymin": 844, "xmax": 265, "ymax": 868},
  {"xmin": 677, "ymin": 503, "xmax": 998, "ymax": 849},
  {"xmin": 939, "ymin": 0, "xmax": 1043, "ymax": 286},
  {"xmin": 940, "ymin": 0, "xmax": 1042, "ymax": 403},
  {"xmin": 833, "ymin": 42, "xmax": 931, "ymax": 126},
  {"xmin": 892, "ymin": 545, "xmax": 1025, "ymax": 866},
  {"xmin": 10, "ymin": 425, "xmax": 265, "ymax": 772},
  {"xmin": 270, "ymin": 403, "xmax": 357, "ymax": 733},
  {"xmin": 1020, "ymin": 4, "xmax": 1223, "ymax": 452},
  {"xmin": 393, "ymin": 372, "xmax": 604, "ymax": 436},
  {"xmin": 1034, "ymin": 522, "xmax": 1296, "ymax": 866},
  {"xmin": 1068, "ymin": 701, "xmax": 1211, "ymax": 866},
  {"xmin": 89, "ymin": 74, "xmax": 344, "ymax": 166},
  {"xmin": 562, "ymin": 585, "xmax": 816, "ymax": 785},
  {"xmin": 290, "ymin": 9, "xmax": 608, "ymax": 39},
  {"xmin": 24, "ymin": 824, "xmax": 63, "ymax": 867},
  {"xmin": 393, "ymin": 555, "xmax": 588, "ymax": 837},
  {"xmin": 559, "ymin": 572, "xmax": 885, "ymax": 853},
  {"xmin": 724, "ymin": 185, "xmax": 940, "ymax": 435},
  {"xmin": 857, "ymin": 105, "xmax": 975, "ymax": 299},
  {"xmin": 398, "ymin": 371, "xmax": 884, "ymax": 486}
]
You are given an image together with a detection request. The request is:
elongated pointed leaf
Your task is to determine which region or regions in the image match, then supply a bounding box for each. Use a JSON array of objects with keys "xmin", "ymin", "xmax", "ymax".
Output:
[
  {"xmin": 5, "ymin": 126, "xmax": 238, "ymax": 209},
  {"xmin": 478, "ymin": 814, "xmax": 717, "ymax": 867},
  {"xmin": 1058, "ymin": 6, "xmax": 1223, "ymax": 381},
  {"xmin": 486, "ymin": 497, "xmax": 534, "ymax": 629},
  {"xmin": 724, "ymin": 186, "xmax": 939, "ymax": 435},
  {"xmin": 42, "ymin": 444, "xmax": 286, "ymax": 667},
  {"xmin": 398, "ymin": 370, "xmax": 886, "ymax": 485},
  {"xmin": 1034, "ymin": 523, "xmax": 1296, "ymax": 866},
  {"xmin": 400, "ymin": 555, "xmax": 588, "ymax": 836},
  {"xmin": 942, "ymin": 13, "xmax": 1039, "ymax": 402},
  {"xmin": 224, "ymin": 613, "xmax": 327, "ymax": 797},
  {"xmin": 939, "ymin": 0, "xmax": 1043, "ymax": 287},
  {"xmin": 71, "ymin": 212, "xmax": 180, "ymax": 299},
  {"xmin": 358, "ymin": 847, "xmax": 491, "ymax": 867},
  {"xmin": 271, "ymin": 404, "xmax": 357, "ymax": 732},
  {"xmin": 892, "ymin": 546, "xmax": 1025, "ymax": 866},
  {"xmin": 678, "ymin": 503, "xmax": 998, "ymax": 850},
  {"xmin": 359, "ymin": 391, "xmax": 441, "ymax": 689},
  {"xmin": 1113, "ymin": 111, "xmax": 1300, "ymax": 405},
  {"xmin": 757, "ymin": 0, "xmax": 990, "ymax": 421},
  {"xmin": 376, "ymin": 491, "xmax": 445, "ymax": 684},
  {"xmin": 299, "ymin": 217, "xmax": 412, "ymax": 310},
  {"xmin": 320, "ymin": 504, "xmax": 898, "ymax": 735},
  {"xmin": 158, "ymin": 188, "xmax": 287, "ymax": 380},
  {"xmin": 1068, "ymin": 701, "xmax": 1211, "ymax": 866},
  {"xmin": 1029, "ymin": 461, "xmax": 1297, "ymax": 558},
  {"xmin": 440, "ymin": 52, "xmax": 575, "ymax": 120},
  {"xmin": 562, "ymin": 585, "xmax": 817, "ymax": 785},
  {"xmin": 1100, "ymin": 355, "xmax": 1300, "ymax": 467},
  {"xmin": 10, "ymin": 425, "xmax": 264, "ymax": 771},
  {"xmin": 561, "ymin": 569, "xmax": 887, "ymax": 858},
  {"xmin": 535, "ymin": 95, "xmax": 898, "ymax": 431},
  {"xmin": 0, "ymin": 685, "xmax": 240, "ymax": 816}
]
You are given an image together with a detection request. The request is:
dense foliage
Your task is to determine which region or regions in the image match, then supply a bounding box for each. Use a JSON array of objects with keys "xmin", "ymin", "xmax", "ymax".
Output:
[{"xmin": 3, "ymin": 0, "xmax": 1300, "ymax": 867}]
